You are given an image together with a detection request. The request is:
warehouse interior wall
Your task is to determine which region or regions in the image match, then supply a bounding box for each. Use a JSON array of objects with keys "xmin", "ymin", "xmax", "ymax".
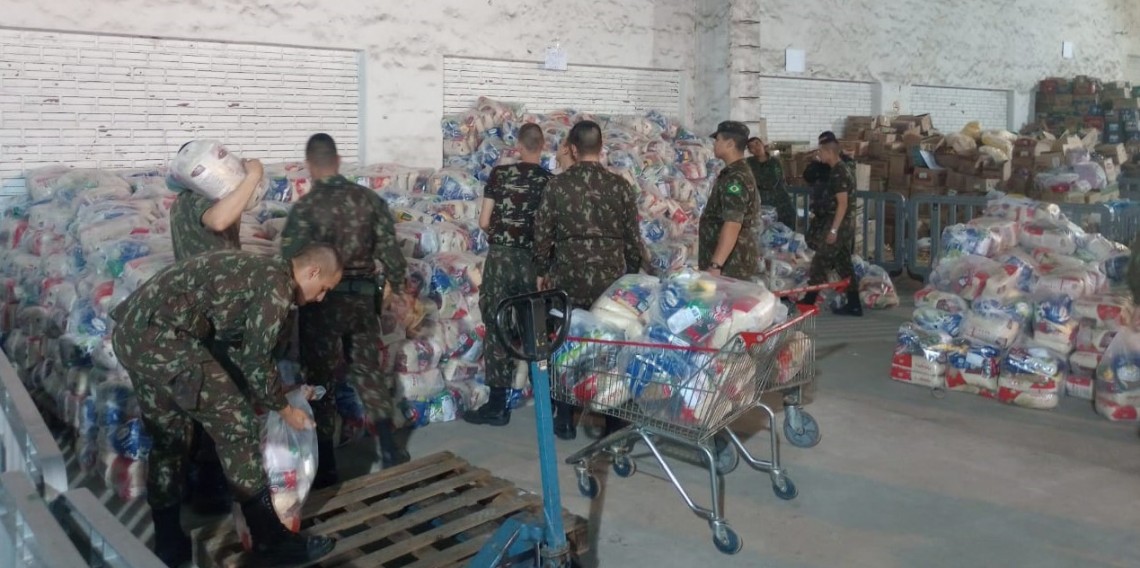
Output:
[
  {"xmin": 0, "ymin": 0, "xmax": 701, "ymax": 168},
  {"xmin": 694, "ymin": 0, "xmax": 731, "ymax": 136}
]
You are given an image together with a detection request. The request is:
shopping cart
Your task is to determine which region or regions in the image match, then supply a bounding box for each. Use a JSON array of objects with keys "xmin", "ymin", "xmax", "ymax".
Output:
[{"xmin": 554, "ymin": 289, "xmax": 829, "ymax": 555}]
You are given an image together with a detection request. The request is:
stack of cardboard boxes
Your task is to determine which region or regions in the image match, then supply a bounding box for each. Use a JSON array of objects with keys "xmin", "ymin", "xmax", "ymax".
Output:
[{"xmin": 1035, "ymin": 75, "xmax": 1140, "ymax": 181}]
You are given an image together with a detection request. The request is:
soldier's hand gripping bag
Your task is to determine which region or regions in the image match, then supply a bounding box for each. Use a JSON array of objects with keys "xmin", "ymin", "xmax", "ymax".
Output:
[{"xmin": 233, "ymin": 388, "xmax": 321, "ymax": 549}]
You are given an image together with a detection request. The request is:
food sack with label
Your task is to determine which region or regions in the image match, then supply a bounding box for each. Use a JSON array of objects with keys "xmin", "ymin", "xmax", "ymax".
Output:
[
  {"xmin": 891, "ymin": 323, "xmax": 952, "ymax": 389},
  {"xmin": 169, "ymin": 140, "xmax": 267, "ymax": 207},
  {"xmin": 946, "ymin": 340, "xmax": 1002, "ymax": 394}
]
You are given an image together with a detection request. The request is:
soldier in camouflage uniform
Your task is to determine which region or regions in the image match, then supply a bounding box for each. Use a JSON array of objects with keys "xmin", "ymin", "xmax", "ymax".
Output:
[
  {"xmin": 699, "ymin": 121, "xmax": 762, "ymax": 281},
  {"xmin": 533, "ymin": 120, "xmax": 643, "ymax": 439},
  {"xmin": 800, "ymin": 133, "xmax": 862, "ymax": 316},
  {"xmin": 280, "ymin": 133, "xmax": 410, "ymax": 485},
  {"xmin": 168, "ymin": 151, "xmax": 265, "ymax": 517},
  {"xmin": 464, "ymin": 123, "xmax": 551, "ymax": 427},
  {"xmin": 1128, "ymin": 235, "xmax": 1140, "ymax": 303},
  {"xmin": 110, "ymin": 247, "xmax": 341, "ymax": 567},
  {"xmin": 747, "ymin": 137, "xmax": 797, "ymax": 228}
]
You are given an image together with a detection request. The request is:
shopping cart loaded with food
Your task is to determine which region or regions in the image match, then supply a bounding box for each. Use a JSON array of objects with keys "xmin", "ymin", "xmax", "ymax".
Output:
[{"xmin": 554, "ymin": 280, "xmax": 842, "ymax": 555}]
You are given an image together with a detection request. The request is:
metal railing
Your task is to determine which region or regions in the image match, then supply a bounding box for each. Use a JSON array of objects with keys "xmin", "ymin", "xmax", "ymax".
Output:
[
  {"xmin": 787, "ymin": 187, "xmax": 908, "ymax": 274},
  {"xmin": 0, "ymin": 471, "xmax": 87, "ymax": 567},
  {"xmin": 1056, "ymin": 200, "xmax": 1140, "ymax": 245},
  {"xmin": 51, "ymin": 489, "xmax": 164, "ymax": 568},
  {"xmin": 0, "ymin": 352, "xmax": 68, "ymax": 497},
  {"xmin": 904, "ymin": 193, "xmax": 990, "ymax": 280}
]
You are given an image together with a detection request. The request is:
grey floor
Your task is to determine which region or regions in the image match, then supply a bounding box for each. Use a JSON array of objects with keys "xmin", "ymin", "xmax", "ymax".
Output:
[{"xmin": 73, "ymin": 280, "xmax": 1140, "ymax": 568}]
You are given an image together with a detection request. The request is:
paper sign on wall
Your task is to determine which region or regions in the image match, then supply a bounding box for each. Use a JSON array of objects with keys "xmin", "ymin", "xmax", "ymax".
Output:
[
  {"xmin": 545, "ymin": 44, "xmax": 568, "ymax": 71},
  {"xmin": 785, "ymin": 49, "xmax": 806, "ymax": 73}
]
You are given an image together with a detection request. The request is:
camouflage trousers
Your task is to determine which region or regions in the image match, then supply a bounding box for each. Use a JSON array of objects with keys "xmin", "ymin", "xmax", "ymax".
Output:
[
  {"xmin": 807, "ymin": 221, "xmax": 855, "ymax": 285},
  {"xmin": 111, "ymin": 328, "xmax": 264, "ymax": 510},
  {"xmin": 480, "ymin": 246, "xmax": 537, "ymax": 389},
  {"xmin": 299, "ymin": 290, "xmax": 403, "ymax": 443}
]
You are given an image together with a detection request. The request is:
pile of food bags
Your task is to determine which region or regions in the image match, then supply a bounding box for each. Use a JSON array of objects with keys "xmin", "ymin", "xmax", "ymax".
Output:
[{"xmin": 892, "ymin": 193, "xmax": 1138, "ymax": 418}]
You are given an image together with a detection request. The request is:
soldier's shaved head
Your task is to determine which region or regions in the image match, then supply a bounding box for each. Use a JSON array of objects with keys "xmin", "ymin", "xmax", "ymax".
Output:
[
  {"xmin": 518, "ymin": 123, "xmax": 545, "ymax": 153},
  {"xmin": 305, "ymin": 133, "xmax": 340, "ymax": 170},
  {"xmin": 568, "ymin": 121, "xmax": 603, "ymax": 157},
  {"xmin": 292, "ymin": 242, "xmax": 343, "ymax": 274},
  {"xmin": 291, "ymin": 242, "xmax": 343, "ymax": 305}
]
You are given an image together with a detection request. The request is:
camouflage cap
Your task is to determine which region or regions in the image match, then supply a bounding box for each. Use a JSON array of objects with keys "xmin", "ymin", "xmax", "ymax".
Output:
[{"xmin": 710, "ymin": 121, "xmax": 750, "ymax": 140}]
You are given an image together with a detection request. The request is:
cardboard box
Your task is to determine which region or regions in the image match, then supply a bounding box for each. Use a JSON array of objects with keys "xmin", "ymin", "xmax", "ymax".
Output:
[
  {"xmin": 888, "ymin": 154, "xmax": 909, "ymax": 187},
  {"xmin": 855, "ymin": 163, "xmax": 871, "ymax": 191},
  {"xmin": 1011, "ymin": 156, "xmax": 1036, "ymax": 172},
  {"xmin": 945, "ymin": 170, "xmax": 969, "ymax": 191},
  {"xmin": 869, "ymin": 179, "xmax": 886, "ymax": 192},
  {"xmin": 841, "ymin": 140, "xmax": 870, "ymax": 158},
  {"xmin": 1103, "ymin": 159, "xmax": 1119, "ymax": 184},
  {"xmin": 1055, "ymin": 135, "xmax": 1084, "ymax": 154},
  {"xmin": 1096, "ymin": 143, "xmax": 1128, "ymax": 165},
  {"xmin": 912, "ymin": 167, "xmax": 947, "ymax": 188},
  {"xmin": 1035, "ymin": 152, "xmax": 1065, "ymax": 171},
  {"xmin": 1040, "ymin": 189, "xmax": 1119, "ymax": 205},
  {"xmin": 867, "ymin": 159, "xmax": 889, "ymax": 180},
  {"xmin": 981, "ymin": 160, "xmax": 1012, "ymax": 182},
  {"xmin": 1053, "ymin": 94, "xmax": 1074, "ymax": 107},
  {"xmin": 1114, "ymin": 98, "xmax": 1140, "ymax": 110}
]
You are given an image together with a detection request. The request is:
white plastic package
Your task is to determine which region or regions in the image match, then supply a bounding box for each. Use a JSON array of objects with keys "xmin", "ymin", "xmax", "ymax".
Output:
[{"xmin": 169, "ymin": 140, "xmax": 268, "ymax": 207}]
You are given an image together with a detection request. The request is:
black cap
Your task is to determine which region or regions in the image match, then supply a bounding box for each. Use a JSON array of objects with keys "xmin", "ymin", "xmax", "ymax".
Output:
[
  {"xmin": 710, "ymin": 121, "xmax": 750, "ymax": 140},
  {"xmin": 818, "ymin": 131, "xmax": 839, "ymax": 145}
]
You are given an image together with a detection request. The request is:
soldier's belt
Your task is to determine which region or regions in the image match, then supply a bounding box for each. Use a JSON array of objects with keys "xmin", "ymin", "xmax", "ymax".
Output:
[{"xmin": 333, "ymin": 279, "xmax": 380, "ymax": 296}]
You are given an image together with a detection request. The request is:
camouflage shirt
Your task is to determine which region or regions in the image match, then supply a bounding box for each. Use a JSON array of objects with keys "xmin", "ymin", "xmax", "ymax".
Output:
[
  {"xmin": 746, "ymin": 156, "xmax": 796, "ymax": 227},
  {"xmin": 1129, "ymin": 234, "xmax": 1140, "ymax": 303},
  {"xmin": 485, "ymin": 163, "xmax": 552, "ymax": 249},
  {"xmin": 280, "ymin": 174, "xmax": 407, "ymax": 286},
  {"xmin": 170, "ymin": 191, "xmax": 240, "ymax": 260},
  {"xmin": 698, "ymin": 159, "xmax": 761, "ymax": 280},
  {"xmin": 533, "ymin": 162, "xmax": 643, "ymax": 308},
  {"xmin": 811, "ymin": 160, "xmax": 856, "ymax": 225},
  {"xmin": 110, "ymin": 251, "xmax": 295, "ymax": 411}
]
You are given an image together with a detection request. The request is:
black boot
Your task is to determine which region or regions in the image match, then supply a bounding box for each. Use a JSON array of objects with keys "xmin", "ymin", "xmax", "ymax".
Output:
[
  {"xmin": 312, "ymin": 438, "xmax": 339, "ymax": 491},
  {"xmin": 190, "ymin": 458, "xmax": 232, "ymax": 516},
  {"xmin": 832, "ymin": 282, "xmax": 864, "ymax": 317},
  {"xmin": 152, "ymin": 504, "xmax": 191, "ymax": 568},
  {"xmin": 377, "ymin": 420, "xmax": 411, "ymax": 468},
  {"xmin": 241, "ymin": 486, "xmax": 334, "ymax": 564},
  {"xmin": 797, "ymin": 291, "xmax": 819, "ymax": 307},
  {"xmin": 462, "ymin": 387, "xmax": 511, "ymax": 426},
  {"xmin": 553, "ymin": 401, "xmax": 577, "ymax": 441}
]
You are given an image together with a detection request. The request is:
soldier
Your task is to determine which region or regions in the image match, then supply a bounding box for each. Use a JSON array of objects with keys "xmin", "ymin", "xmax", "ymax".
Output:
[
  {"xmin": 110, "ymin": 247, "xmax": 342, "ymax": 567},
  {"xmin": 168, "ymin": 150, "xmax": 265, "ymax": 516},
  {"xmin": 464, "ymin": 123, "xmax": 551, "ymax": 427},
  {"xmin": 280, "ymin": 133, "xmax": 410, "ymax": 486},
  {"xmin": 746, "ymin": 137, "xmax": 796, "ymax": 228},
  {"xmin": 533, "ymin": 120, "xmax": 643, "ymax": 439},
  {"xmin": 799, "ymin": 135, "xmax": 862, "ymax": 316},
  {"xmin": 699, "ymin": 121, "xmax": 762, "ymax": 281},
  {"xmin": 1128, "ymin": 235, "xmax": 1140, "ymax": 303}
]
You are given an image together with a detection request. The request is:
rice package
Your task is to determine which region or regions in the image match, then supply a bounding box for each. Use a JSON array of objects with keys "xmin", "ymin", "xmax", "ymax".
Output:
[
  {"xmin": 913, "ymin": 287, "xmax": 970, "ymax": 313},
  {"xmin": 939, "ymin": 224, "xmax": 1001, "ymax": 259},
  {"xmin": 891, "ymin": 323, "xmax": 952, "ymax": 389},
  {"xmin": 1072, "ymin": 293, "xmax": 1134, "ymax": 329},
  {"xmin": 1094, "ymin": 387, "xmax": 1140, "ymax": 422},
  {"xmin": 1075, "ymin": 320, "xmax": 1118, "ymax": 353},
  {"xmin": 997, "ymin": 346, "xmax": 1064, "ymax": 409},
  {"xmin": 929, "ymin": 255, "xmax": 1019, "ymax": 301},
  {"xmin": 1067, "ymin": 350, "xmax": 1101, "ymax": 399},
  {"xmin": 1030, "ymin": 264, "xmax": 1103, "ymax": 299},
  {"xmin": 773, "ymin": 331, "xmax": 812, "ymax": 385},
  {"xmin": 1018, "ymin": 219, "xmax": 1079, "ymax": 255},
  {"xmin": 386, "ymin": 338, "xmax": 445, "ymax": 374},
  {"xmin": 591, "ymin": 274, "xmax": 660, "ymax": 325},
  {"xmin": 912, "ymin": 308, "xmax": 964, "ymax": 337},
  {"xmin": 984, "ymin": 195, "xmax": 1061, "ymax": 223},
  {"xmin": 169, "ymin": 140, "xmax": 267, "ymax": 206},
  {"xmin": 946, "ymin": 340, "xmax": 1002, "ymax": 394},
  {"xmin": 960, "ymin": 310, "xmax": 1024, "ymax": 350},
  {"xmin": 397, "ymin": 369, "xmax": 447, "ymax": 400}
]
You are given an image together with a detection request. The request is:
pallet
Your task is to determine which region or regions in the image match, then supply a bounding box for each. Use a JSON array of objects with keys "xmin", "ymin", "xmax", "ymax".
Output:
[{"xmin": 193, "ymin": 451, "xmax": 588, "ymax": 568}]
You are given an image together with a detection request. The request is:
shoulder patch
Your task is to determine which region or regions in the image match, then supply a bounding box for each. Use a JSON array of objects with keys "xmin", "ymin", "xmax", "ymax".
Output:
[{"xmin": 726, "ymin": 181, "xmax": 743, "ymax": 195}]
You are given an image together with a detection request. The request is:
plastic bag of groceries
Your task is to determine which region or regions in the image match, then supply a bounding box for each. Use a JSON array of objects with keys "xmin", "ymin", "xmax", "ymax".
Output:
[
  {"xmin": 1094, "ymin": 330, "xmax": 1140, "ymax": 421},
  {"xmin": 429, "ymin": 168, "xmax": 481, "ymax": 200},
  {"xmin": 946, "ymin": 340, "xmax": 1002, "ymax": 394},
  {"xmin": 928, "ymin": 255, "xmax": 1020, "ymax": 301},
  {"xmin": 984, "ymin": 195, "xmax": 1061, "ymax": 223},
  {"xmin": 395, "ymin": 222, "xmax": 440, "ymax": 259},
  {"xmin": 852, "ymin": 256, "xmax": 899, "ymax": 309},
  {"xmin": 998, "ymin": 343, "xmax": 1064, "ymax": 410},
  {"xmin": 960, "ymin": 304, "xmax": 1026, "ymax": 350},
  {"xmin": 169, "ymin": 140, "xmax": 268, "ymax": 207},
  {"xmin": 234, "ymin": 388, "xmax": 321, "ymax": 549},
  {"xmin": 1067, "ymin": 350, "xmax": 1100, "ymax": 400},
  {"xmin": 913, "ymin": 286, "xmax": 970, "ymax": 314},
  {"xmin": 649, "ymin": 270, "xmax": 778, "ymax": 349},
  {"xmin": 551, "ymin": 309, "xmax": 627, "ymax": 407},
  {"xmin": 643, "ymin": 241, "xmax": 690, "ymax": 275},
  {"xmin": 940, "ymin": 224, "xmax": 1003, "ymax": 259},
  {"xmin": 1031, "ymin": 294, "xmax": 1078, "ymax": 353},
  {"xmin": 1073, "ymin": 292, "xmax": 1134, "ymax": 329},
  {"xmin": 891, "ymin": 323, "xmax": 953, "ymax": 389},
  {"xmin": 428, "ymin": 253, "xmax": 485, "ymax": 300}
]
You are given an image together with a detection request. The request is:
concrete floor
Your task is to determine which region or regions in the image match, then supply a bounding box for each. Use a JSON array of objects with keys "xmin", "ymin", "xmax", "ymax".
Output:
[{"xmin": 75, "ymin": 282, "xmax": 1140, "ymax": 567}]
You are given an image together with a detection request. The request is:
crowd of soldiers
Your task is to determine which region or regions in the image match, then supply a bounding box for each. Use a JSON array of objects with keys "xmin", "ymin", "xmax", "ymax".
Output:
[{"xmin": 112, "ymin": 118, "xmax": 861, "ymax": 567}]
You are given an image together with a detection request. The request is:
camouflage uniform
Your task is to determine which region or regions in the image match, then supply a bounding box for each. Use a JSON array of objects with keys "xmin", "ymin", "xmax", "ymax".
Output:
[
  {"xmin": 482, "ymin": 163, "xmax": 551, "ymax": 388},
  {"xmin": 698, "ymin": 159, "xmax": 762, "ymax": 281},
  {"xmin": 110, "ymin": 251, "xmax": 294, "ymax": 510},
  {"xmin": 747, "ymin": 156, "xmax": 796, "ymax": 228},
  {"xmin": 280, "ymin": 175, "xmax": 408, "ymax": 442},
  {"xmin": 807, "ymin": 160, "xmax": 857, "ymax": 284},
  {"xmin": 1129, "ymin": 234, "xmax": 1140, "ymax": 303},
  {"xmin": 532, "ymin": 162, "xmax": 643, "ymax": 309},
  {"xmin": 170, "ymin": 190, "xmax": 241, "ymax": 260}
]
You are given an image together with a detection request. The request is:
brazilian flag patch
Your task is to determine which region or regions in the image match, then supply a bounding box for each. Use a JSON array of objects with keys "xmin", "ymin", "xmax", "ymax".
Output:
[{"xmin": 726, "ymin": 181, "xmax": 743, "ymax": 195}]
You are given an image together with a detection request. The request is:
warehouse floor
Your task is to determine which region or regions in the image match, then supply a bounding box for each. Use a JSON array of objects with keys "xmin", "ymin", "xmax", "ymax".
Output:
[{"xmin": 72, "ymin": 281, "xmax": 1140, "ymax": 568}]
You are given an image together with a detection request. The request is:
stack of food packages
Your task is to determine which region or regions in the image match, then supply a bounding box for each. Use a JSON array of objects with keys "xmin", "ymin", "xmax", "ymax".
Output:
[
  {"xmin": 892, "ymin": 194, "xmax": 1140, "ymax": 420},
  {"xmin": 551, "ymin": 270, "xmax": 812, "ymax": 423},
  {"xmin": 757, "ymin": 211, "xmax": 899, "ymax": 309}
]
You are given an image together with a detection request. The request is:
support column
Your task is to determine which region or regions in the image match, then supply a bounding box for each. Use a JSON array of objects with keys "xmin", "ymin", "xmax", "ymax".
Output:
[{"xmin": 728, "ymin": 0, "xmax": 765, "ymax": 138}]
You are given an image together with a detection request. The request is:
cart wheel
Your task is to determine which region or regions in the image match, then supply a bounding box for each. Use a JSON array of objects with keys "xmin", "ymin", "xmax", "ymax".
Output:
[
  {"xmin": 712, "ymin": 524, "xmax": 743, "ymax": 555},
  {"xmin": 701, "ymin": 432, "xmax": 740, "ymax": 474},
  {"xmin": 771, "ymin": 475, "xmax": 798, "ymax": 500},
  {"xmin": 612, "ymin": 456, "xmax": 636, "ymax": 478},
  {"xmin": 577, "ymin": 474, "xmax": 600, "ymax": 499},
  {"xmin": 783, "ymin": 410, "xmax": 821, "ymax": 449},
  {"xmin": 583, "ymin": 422, "xmax": 606, "ymax": 440}
]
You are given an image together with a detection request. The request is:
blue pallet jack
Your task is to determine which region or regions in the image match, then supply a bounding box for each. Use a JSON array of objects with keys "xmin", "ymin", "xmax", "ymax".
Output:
[{"xmin": 467, "ymin": 290, "xmax": 579, "ymax": 568}]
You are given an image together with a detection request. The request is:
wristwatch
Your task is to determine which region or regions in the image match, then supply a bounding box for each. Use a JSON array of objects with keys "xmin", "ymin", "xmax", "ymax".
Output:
[
  {"xmin": 828, "ymin": 228, "xmax": 838, "ymax": 235},
  {"xmin": 710, "ymin": 262, "xmax": 723, "ymax": 270}
]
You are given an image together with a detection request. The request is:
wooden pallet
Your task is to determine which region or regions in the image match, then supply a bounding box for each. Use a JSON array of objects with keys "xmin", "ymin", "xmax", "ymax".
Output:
[{"xmin": 193, "ymin": 452, "xmax": 588, "ymax": 568}]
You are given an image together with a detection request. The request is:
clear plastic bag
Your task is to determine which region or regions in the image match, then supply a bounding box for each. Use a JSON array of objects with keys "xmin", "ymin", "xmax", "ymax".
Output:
[
  {"xmin": 913, "ymin": 286, "xmax": 970, "ymax": 313},
  {"xmin": 395, "ymin": 222, "xmax": 440, "ymax": 259},
  {"xmin": 946, "ymin": 340, "xmax": 1001, "ymax": 394},
  {"xmin": 169, "ymin": 140, "xmax": 268, "ymax": 204},
  {"xmin": 1019, "ymin": 219, "xmax": 1079, "ymax": 255},
  {"xmin": 1096, "ymin": 329, "xmax": 1140, "ymax": 394}
]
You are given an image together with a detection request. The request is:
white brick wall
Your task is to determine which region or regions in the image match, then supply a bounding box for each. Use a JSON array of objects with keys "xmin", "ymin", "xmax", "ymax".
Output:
[
  {"xmin": 443, "ymin": 58, "xmax": 680, "ymax": 118},
  {"xmin": 758, "ymin": 77, "xmax": 875, "ymax": 142},
  {"xmin": 1129, "ymin": 56, "xmax": 1140, "ymax": 85},
  {"xmin": 911, "ymin": 86, "xmax": 1010, "ymax": 134},
  {"xmin": 0, "ymin": 29, "xmax": 361, "ymax": 196}
]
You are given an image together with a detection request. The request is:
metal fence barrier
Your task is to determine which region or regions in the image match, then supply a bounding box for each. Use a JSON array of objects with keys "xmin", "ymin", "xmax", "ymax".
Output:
[
  {"xmin": 0, "ymin": 471, "xmax": 87, "ymax": 567},
  {"xmin": 51, "ymin": 489, "xmax": 164, "ymax": 568},
  {"xmin": 0, "ymin": 352, "xmax": 68, "ymax": 497},
  {"xmin": 787, "ymin": 187, "xmax": 908, "ymax": 274},
  {"xmin": 1118, "ymin": 176, "xmax": 1140, "ymax": 199},
  {"xmin": 904, "ymin": 194, "xmax": 990, "ymax": 280},
  {"xmin": 1057, "ymin": 200, "xmax": 1140, "ymax": 245}
]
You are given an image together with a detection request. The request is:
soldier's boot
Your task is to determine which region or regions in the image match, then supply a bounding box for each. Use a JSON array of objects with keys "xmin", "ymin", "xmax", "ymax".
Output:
[
  {"xmin": 553, "ymin": 401, "xmax": 577, "ymax": 441},
  {"xmin": 241, "ymin": 486, "xmax": 334, "ymax": 564},
  {"xmin": 190, "ymin": 458, "xmax": 232, "ymax": 516},
  {"xmin": 377, "ymin": 419, "xmax": 411, "ymax": 468},
  {"xmin": 797, "ymin": 291, "xmax": 819, "ymax": 307},
  {"xmin": 152, "ymin": 504, "xmax": 192, "ymax": 568},
  {"xmin": 462, "ymin": 387, "xmax": 511, "ymax": 426},
  {"xmin": 832, "ymin": 281, "xmax": 864, "ymax": 317},
  {"xmin": 311, "ymin": 438, "xmax": 339, "ymax": 491}
]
